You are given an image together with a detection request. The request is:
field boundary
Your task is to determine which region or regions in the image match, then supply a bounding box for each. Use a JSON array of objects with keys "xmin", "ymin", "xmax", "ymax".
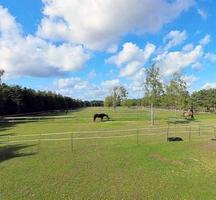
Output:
[{"xmin": 1, "ymin": 123, "xmax": 216, "ymax": 145}]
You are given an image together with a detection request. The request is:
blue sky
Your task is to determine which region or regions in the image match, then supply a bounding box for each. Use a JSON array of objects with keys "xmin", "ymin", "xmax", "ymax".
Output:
[{"xmin": 0, "ymin": 0, "xmax": 216, "ymax": 100}]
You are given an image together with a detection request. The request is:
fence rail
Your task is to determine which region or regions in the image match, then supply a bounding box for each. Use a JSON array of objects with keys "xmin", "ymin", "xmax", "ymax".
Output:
[{"xmin": 1, "ymin": 123, "xmax": 216, "ymax": 146}]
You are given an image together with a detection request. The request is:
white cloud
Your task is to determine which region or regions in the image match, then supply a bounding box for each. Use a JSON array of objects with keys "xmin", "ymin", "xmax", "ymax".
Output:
[
  {"xmin": 192, "ymin": 62, "xmax": 202, "ymax": 70},
  {"xmin": 108, "ymin": 42, "xmax": 155, "ymax": 67},
  {"xmin": 205, "ymin": 53, "xmax": 216, "ymax": 63},
  {"xmin": 55, "ymin": 77, "xmax": 124, "ymax": 100},
  {"xmin": 101, "ymin": 79, "xmax": 121, "ymax": 90},
  {"xmin": 181, "ymin": 75, "xmax": 198, "ymax": 86},
  {"xmin": 199, "ymin": 34, "xmax": 211, "ymax": 46},
  {"xmin": 0, "ymin": 6, "xmax": 90, "ymax": 77},
  {"xmin": 119, "ymin": 61, "xmax": 141, "ymax": 77},
  {"xmin": 155, "ymin": 45, "xmax": 203, "ymax": 76},
  {"xmin": 163, "ymin": 30, "xmax": 187, "ymax": 50},
  {"xmin": 182, "ymin": 43, "xmax": 194, "ymax": 52},
  {"xmin": 55, "ymin": 77, "xmax": 104, "ymax": 100},
  {"xmin": 197, "ymin": 9, "xmax": 207, "ymax": 20},
  {"xmin": 107, "ymin": 42, "xmax": 155, "ymax": 77},
  {"xmin": 38, "ymin": 0, "xmax": 194, "ymax": 50},
  {"xmin": 202, "ymin": 82, "xmax": 216, "ymax": 90},
  {"xmin": 0, "ymin": 6, "xmax": 20, "ymax": 37}
]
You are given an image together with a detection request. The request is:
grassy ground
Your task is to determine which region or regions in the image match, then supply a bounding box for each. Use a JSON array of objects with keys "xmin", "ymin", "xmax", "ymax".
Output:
[{"xmin": 0, "ymin": 107, "xmax": 216, "ymax": 200}]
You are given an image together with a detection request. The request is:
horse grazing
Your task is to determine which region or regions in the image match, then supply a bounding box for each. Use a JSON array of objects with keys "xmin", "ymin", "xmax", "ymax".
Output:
[
  {"xmin": 93, "ymin": 113, "xmax": 110, "ymax": 122},
  {"xmin": 183, "ymin": 109, "xmax": 194, "ymax": 119}
]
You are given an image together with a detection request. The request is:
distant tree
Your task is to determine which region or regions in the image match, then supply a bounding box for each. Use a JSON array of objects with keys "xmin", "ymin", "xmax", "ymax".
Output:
[
  {"xmin": 104, "ymin": 95, "xmax": 114, "ymax": 107},
  {"xmin": 191, "ymin": 89, "xmax": 216, "ymax": 112},
  {"xmin": 0, "ymin": 82, "xmax": 88, "ymax": 115},
  {"xmin": 112, "ymin": 86, "xmax": 128, "ymax": 110},
  {"xmin": 144, "ymin": 64, "xmax": 164, "ymax": 125},
  {"xmin": 166, "ymin": 73, "xmax": 189, "ymax": 112},
  {"xmin": 0, "ymin": 69, "xmax": 4, "ymax": 85}
]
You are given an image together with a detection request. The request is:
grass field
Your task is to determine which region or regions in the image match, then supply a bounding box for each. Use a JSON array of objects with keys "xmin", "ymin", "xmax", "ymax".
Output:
[{"xmin": 1, "ymin": 107, "xmax": 216, "ymax": 200}]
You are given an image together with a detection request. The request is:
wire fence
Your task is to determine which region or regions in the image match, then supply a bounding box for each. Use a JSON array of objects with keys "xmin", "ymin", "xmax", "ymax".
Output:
[{"xmin": 1, "ymin": 123, "xmax": 216, "ymax": 154}]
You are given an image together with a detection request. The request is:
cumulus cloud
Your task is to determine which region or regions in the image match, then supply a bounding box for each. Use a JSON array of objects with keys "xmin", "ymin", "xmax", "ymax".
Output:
[
  {"xmin": 55, "ymin": 77, "xmax": 124, "ymax": 100},
  {"xmin": 55, "ymin": 77, "xmax": 104, "ymax": 100},
  {"xmin": 101, "ymin": 79, "xmax": 121, "ymax": 91},
  {"xmin": 0, "ymin": 5, "xmax": 90, "ymax": 77},
  {"xmin": 155, "ymin": 44, "xmax": 203, "ymax": 76},
  {"xmin": 107, "ymin": 42, "xmax": 155, "ymax": 77},
  {"xmin": 107, "ymin": 42, "xmax": 155, "ymax": 67},
  {"xmin": 38, "ymin": 0, "xmax": 194, "ymax": 50},
  {"xmin": 163, "ymin": 30, "xmax": 187, "ymax": 50}
]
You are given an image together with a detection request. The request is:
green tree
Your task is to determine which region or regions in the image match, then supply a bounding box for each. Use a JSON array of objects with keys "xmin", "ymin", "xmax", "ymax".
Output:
[
  {"xmin": 166, "ymin": 73, "xmax": 189, "ymax": 112},
  {"xmin": 0, "ymin": 69, "xmax": 4, "ymax": 85},
  {"xmin": 104, "ymin": 95, "xmax": 114, "ymax": 107},
  {"xmin": 144, "ymin": 64, "xmax": 164, "ymax": 125},
  {"xmin": 112, "ymin": 86, "xmax": 128, "ymax": 110}
]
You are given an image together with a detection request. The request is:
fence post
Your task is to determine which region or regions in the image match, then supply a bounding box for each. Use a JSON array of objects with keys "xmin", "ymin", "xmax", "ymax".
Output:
[
  {"xmin": 37, "ymin": 134, "xmax": 41, "ymax": 153},
  {"xmin": 70, "ymin": 133, "xmax": 74, "ymax": 152},
  {"xmin": 136, "ymin": 129, "xmax": 139, "ymax": 145}
]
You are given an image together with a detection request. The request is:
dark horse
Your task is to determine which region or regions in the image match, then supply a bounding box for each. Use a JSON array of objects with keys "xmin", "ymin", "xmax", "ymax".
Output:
[{"xmin": 93, "ymin": 113, "xmax": 110, "ymax": 122}]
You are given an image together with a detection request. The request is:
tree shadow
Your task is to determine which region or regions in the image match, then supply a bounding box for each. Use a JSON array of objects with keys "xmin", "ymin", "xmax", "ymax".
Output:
[
  {"xmin": 0, "ymin": 119, "xmax": 48, "ymax": 133},
  {"xmin": 0, "ymin": 144, "xmax": 37, "ymax": 163},
  {"xmin": 0, "ymin": 133, "xmax": 15, "ymax": 137}
]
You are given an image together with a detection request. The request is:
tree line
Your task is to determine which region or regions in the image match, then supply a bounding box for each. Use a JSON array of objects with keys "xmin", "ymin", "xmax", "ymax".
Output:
[
  {"xmin": 0, "ymin": 83, "xmax": 104, "ymax": 115},
  {"xmin": 104, "ymin": 65, "xmax": 216, "ymax": 114},
  {"xmin": 0, "ymin": 70, "xmax": 103, "ymax": 115}
]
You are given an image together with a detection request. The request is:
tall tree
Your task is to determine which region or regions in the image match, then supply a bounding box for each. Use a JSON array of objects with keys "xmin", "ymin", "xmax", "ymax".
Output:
[
  {"xmin": 144, "ymin": 64, "xmax": 164, "ymax": 125},
  {"xmin": 166, "ymin": 73, "xmax": 189, "ymax": 113},
  {"xmin": 0, "ymin": 69, "xmax": 4, "ymax": 85},
  {"xmin": 104, "ymin": 95, "xmax": 114, "ymax": 107},
  {"xmin": 112, "ymin": 86, "xmax": 128, "ymax": 110}
]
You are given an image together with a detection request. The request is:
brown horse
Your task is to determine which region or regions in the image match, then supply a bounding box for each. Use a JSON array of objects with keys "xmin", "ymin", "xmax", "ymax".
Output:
[
  {"xmin": 93, "ymin": 113, "xmax": 110, "ymax": 122},
  {"xmin": 183, "ymin": 109, "xmax": 194, "ymax": 119}
]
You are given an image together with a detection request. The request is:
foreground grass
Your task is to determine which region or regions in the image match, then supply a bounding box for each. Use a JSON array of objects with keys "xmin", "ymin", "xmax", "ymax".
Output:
[{"xmin": 0, "ymin": 107, "xmax": 216, "ymax": 199}]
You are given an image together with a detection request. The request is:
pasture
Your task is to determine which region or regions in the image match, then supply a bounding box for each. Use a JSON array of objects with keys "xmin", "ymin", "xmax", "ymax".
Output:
[{"xmin": 0, "ymin": 107, "xmax": 216, "ymax": 200}]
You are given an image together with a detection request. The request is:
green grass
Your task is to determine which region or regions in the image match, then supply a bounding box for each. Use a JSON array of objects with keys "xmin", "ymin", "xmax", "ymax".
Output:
[{"xmin": 0, "ymin": 107, "xmax": 216, "ymax": 200}]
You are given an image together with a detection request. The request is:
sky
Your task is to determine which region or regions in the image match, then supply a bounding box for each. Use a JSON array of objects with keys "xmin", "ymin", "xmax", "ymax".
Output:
[{"xmin": 0, "ymin": 0, "xmax": 216, "ymax": 100}]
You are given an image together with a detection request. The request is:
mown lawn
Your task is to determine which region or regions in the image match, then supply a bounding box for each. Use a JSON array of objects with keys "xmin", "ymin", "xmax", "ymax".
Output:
[{"xmin": 0, "ymin": 107, "xmax": 216, "ymax": 200}]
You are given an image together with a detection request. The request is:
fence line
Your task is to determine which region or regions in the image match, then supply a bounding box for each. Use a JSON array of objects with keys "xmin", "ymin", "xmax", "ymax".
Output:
[
  {"xmin": 4, "ymin": 124, "xmax": 211, "ymax": 139},
  {"xmin": 1, "ymin": 123, "xmax": 216, "ymax": 146},
  {"xmin": 8, "ymin": 132, "xmax": 167, "ymax": 144}
]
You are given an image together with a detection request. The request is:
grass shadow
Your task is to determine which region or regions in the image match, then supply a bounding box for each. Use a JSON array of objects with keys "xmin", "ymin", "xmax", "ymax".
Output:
[
  {"xmin": 0, "ymin": 144, "xmax": 37, "ymax": 163},
  {"xmin": 167, "ymin": 117, "xmax": 197, "ymax": 125}
]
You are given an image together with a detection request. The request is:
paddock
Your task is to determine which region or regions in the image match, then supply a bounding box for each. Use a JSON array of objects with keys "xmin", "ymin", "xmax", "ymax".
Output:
[{"xmin": 1, "ymin": 107, "xmax": 216, "ymax": 199}]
